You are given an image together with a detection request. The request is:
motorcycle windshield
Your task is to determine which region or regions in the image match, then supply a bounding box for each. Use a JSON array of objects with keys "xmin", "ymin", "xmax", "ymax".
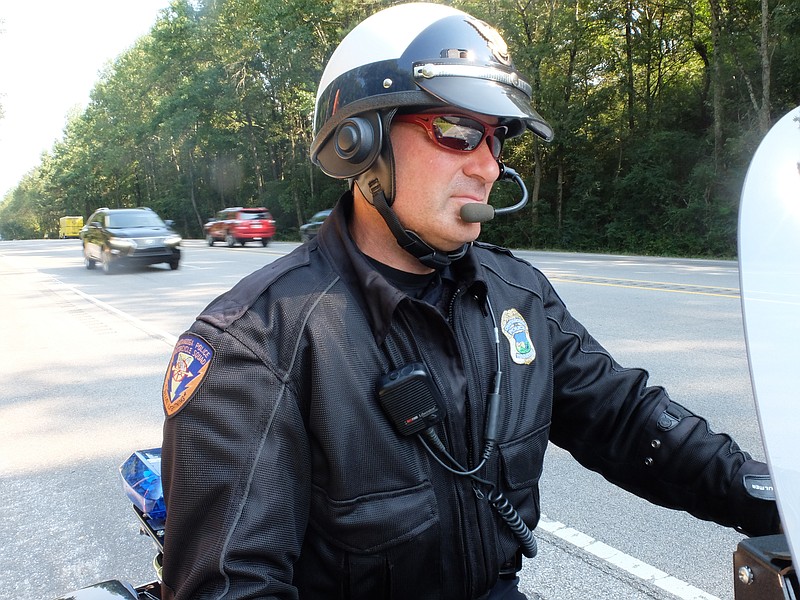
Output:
[{"xmin": 738, "ymin": 105, "xmax": 800, "ymax": 565}]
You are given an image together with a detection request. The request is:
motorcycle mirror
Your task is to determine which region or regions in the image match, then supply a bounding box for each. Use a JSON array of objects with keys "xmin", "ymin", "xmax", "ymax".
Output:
[{"xmin": 738, "ymin": 105, "xmax": 800, "ymax": 567}]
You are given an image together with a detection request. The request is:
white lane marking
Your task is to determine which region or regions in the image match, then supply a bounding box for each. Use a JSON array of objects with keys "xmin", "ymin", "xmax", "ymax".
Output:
[
  {"xmin": 62, "ymin": 280, "xmax": 178, "ymax": 347},
  {"xmin": 538, "ymin": 516, "xmax": 721, "ymax": 600}
]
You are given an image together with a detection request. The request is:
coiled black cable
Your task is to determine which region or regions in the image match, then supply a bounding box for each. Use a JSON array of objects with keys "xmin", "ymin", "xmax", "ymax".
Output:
[
  {"xmin": 419, "ymin": 430, "xmax": 538, "ymax": 558},
  {"xmin": 485, "ymin": 488, "xmax": 538, "ymax": 558}
]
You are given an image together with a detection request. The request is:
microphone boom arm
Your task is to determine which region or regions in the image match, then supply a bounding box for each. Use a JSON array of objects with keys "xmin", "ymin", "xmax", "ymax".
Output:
[
  {"xmin": 494, "ymin": 164, "xmax": 529, "ymax": 216},
  {"xmin": 458, "ymin": 164, "xmax": 530, "ymax": 223}
]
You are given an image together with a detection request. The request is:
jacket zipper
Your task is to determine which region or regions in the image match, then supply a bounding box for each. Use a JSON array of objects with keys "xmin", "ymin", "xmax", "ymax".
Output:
[
  {"xmin": 450, "ymin": 286, "xmax": 502, "ymax": 597},
  {"xmin": 447, "ymin": 285, "xmax": 483, "ymax": 598},
  {"xmin": 403, "ymin": 289, "xmax": 486, "ymax": 598}
]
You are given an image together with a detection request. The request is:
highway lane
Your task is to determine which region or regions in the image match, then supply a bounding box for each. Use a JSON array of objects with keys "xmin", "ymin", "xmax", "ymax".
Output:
[
  {"xmin": 516, "ymin": 251, "xmax": 752, "ymax": 600},
  {"xmin": 0, "ymin": 239, "xmax": 756, "ymax": 599}
]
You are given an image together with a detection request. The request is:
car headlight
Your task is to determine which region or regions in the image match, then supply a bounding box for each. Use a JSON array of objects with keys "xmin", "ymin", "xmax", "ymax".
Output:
[
  {"xmin": 164, "ymin": 235, "xmax": 182, "ymax": 247},
  {"xmin": 109, "ymin": 237, "xmax": 136, "ymax": 250}
]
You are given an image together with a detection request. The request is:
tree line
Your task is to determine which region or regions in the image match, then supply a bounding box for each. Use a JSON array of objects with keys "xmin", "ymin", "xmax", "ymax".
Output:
[{"xmin": 0, "ymin": 0, "xmax": 797, "ymax": 256}]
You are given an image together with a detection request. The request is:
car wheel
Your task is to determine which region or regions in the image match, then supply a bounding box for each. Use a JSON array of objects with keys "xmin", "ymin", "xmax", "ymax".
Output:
[
  {"xmin": 261, "ymin": 238, "xmax": 270, "ymax": 247},
  {"xmin": 225, "ymin": 233, "xmax": 235, "ymax": 247},
  {"xmin": 83, "ymin": 245, "xmax": 96, "ymax": 269},
  {"xmin": 101, "ymin": 250, "xmax": 115, "ymax": 274},
  {"xmin": 206, "ymin": 234, "xmax": 215, "ymax": 246},
  {"xmin": 169, "ymin": 259, "xmax": 180, "ymax": 270}
]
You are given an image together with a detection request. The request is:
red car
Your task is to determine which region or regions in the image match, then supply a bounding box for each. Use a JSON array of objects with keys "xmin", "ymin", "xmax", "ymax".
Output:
[{"xmin": 204, "ymin": 207, "xmax": 276, "ymax": 247}]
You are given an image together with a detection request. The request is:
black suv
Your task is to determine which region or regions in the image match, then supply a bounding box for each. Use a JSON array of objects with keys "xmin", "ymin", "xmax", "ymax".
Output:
[
  {"xmin": 299, "ymin": 209, "xmax": 332, "ymax": 242},
  {"xmin": 80, "ymin": 207, "xmax": 182, "ymax": 273}
]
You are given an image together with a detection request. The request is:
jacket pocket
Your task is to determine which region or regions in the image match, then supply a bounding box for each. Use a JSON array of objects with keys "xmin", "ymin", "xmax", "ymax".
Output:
[
  {"xmin": 310, "ymin": 479, "xmax": 439, "ymax": 553},
  {"xmin": 301, "ymin": 480, "xmax": 442, "ymax": 600},
  {"xmin": 498, "ymin": 423, "xmax": 550, "ymax": 490}
]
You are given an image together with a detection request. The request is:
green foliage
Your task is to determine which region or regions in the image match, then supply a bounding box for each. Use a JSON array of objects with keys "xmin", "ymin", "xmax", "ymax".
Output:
[{"xmin": 1, "ymin": 0, "xmax": 797, "ymax": 256}]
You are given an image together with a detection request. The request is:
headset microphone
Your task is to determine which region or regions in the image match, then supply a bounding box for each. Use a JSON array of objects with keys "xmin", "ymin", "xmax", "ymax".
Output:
[
  {"xmin": 459, "ymin": 164, "xmax": 529, "ymax": 223},
  {"xmin": 460, "ymin": 203, "xmax": 495, "ymax": 223}
]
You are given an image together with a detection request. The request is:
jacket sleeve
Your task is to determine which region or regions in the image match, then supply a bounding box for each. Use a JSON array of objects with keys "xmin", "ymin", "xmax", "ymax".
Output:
[
  {"xmin": 160, "ymin": 321, "xmax": 310, "ymax": 600},
  {"xmin": 540, "ymin": 276, "xmax": 780, "ymax": 538}
]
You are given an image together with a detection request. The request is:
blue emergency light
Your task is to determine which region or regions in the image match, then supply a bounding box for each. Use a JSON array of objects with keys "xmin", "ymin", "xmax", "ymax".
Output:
[{"xmin": 119, "ymin": 448, "xmax": 166, "ymax": 521}]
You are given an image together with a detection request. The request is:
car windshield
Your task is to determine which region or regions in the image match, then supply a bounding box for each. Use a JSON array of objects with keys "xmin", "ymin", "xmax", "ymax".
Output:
[
  {"xmin": 107, "ymin": 211, "xmax": 165, "ymax": 228},
  {"xmin": 239, "ymin": 212, "xmax": 269, "ymax": 220}
]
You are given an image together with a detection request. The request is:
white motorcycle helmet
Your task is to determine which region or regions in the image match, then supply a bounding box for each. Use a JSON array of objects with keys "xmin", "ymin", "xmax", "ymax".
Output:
[{"xmin": 310, "ymin": 2, "xmax": 554, "ymax": 267}]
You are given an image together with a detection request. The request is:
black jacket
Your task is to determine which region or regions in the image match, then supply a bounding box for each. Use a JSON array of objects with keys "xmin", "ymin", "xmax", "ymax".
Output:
[{"xmin": 160, "ymin": 195, "xmax": 778, "ymax": 600}]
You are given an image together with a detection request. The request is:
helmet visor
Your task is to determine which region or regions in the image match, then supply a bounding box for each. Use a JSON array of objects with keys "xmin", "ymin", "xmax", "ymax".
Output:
[{"xmin": 413, "ymin": 62, "xmax": 554, "ymax": 142}]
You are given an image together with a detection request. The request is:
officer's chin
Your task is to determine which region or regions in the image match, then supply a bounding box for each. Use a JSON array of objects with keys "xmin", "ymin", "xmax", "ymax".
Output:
[
  {"xmin": 458, "ymin": 221, "xmax": 482, "ymax": 244},
  {"xmin": 440, "ymin": 227, "xmax": 481, "ymax": 252}
]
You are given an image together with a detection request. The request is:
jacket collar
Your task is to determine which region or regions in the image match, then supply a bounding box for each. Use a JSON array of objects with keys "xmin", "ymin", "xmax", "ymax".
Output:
[{"xmin": 318, "ymin": 192, "xmax": 488, "ymax": 344}]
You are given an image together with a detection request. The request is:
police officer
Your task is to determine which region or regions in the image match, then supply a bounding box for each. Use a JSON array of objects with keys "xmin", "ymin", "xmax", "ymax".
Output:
[{"xmin": 160, "ymin": 4, "xmax": 781, "ymax": 599}]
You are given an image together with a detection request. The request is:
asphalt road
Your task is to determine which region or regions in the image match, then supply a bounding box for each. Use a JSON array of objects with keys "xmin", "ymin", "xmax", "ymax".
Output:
[{"xmin": 0, "ymin": 239, "xmax": 759, "ymax": 599}]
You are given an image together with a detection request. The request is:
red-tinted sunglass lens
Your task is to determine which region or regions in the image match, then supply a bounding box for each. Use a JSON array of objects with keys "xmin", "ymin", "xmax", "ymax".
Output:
[{"xmin": 431, "ymin": 116, "xmax": 485, "ymax": 151}]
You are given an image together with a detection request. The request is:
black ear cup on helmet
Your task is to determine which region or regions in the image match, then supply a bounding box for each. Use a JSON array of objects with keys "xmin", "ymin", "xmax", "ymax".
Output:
[
  {"xmin": 313, "ymin": 111, "xmax": 383, "ymax": 179},
  {"xmin": 335, "ymin": 117, "xmax": 374, "ymax": 162}
]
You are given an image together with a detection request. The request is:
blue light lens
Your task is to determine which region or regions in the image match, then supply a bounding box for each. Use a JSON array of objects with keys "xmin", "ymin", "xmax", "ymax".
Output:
[{"xmin": 119, "ymin": 448, "xmax": 166, "ymax": 520}]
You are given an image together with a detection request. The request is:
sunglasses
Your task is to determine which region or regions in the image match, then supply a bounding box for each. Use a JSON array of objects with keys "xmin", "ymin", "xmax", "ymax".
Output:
[{"xmin": 393, "ymin": 113, "xmax": 507, "ymax": 159}]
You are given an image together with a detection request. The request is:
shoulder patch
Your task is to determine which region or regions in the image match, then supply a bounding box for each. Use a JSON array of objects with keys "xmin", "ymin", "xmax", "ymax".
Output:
[
  {"xmin": 501, "ymin": 308, "xmax": 536, "ymax": 365},
  {"xmin": 163, "ymin": 334, "xmax": 215, "ymax": 418}
]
